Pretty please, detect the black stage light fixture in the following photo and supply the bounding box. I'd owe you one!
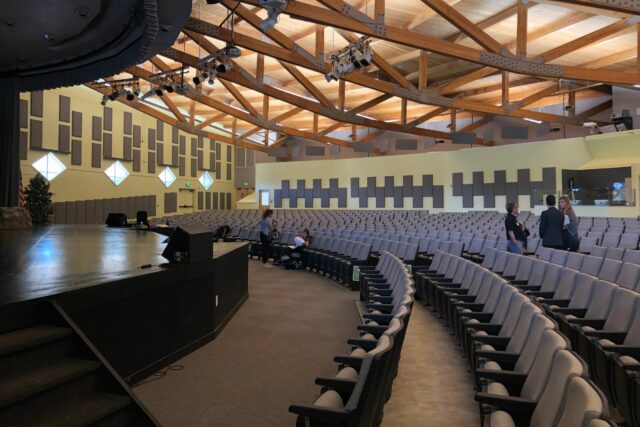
[126,90,135,101]
[216,62,232,73]
[155,87,163,96]
[163,84,174,93]
[206,0,223,3]
[108,89,119,101]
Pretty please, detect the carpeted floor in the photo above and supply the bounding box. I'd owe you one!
[134,260,479,427]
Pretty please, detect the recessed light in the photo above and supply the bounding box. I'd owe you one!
[634,84,640,88]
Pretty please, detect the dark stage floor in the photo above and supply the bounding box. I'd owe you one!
[0,225,168,306]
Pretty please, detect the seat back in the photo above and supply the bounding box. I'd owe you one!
[602,288,639,332]
[622,249,640,265]
[605,246,625,261]
[584,280,617,319]
[539,263,563,292]
[513,314,557,377]
[590,246,607,258]
[579,236,599,254]
[502,253,521,277]
[550,249,569,266]
[530,350,586,427]
[617,262,640,290]
[506,302,542,353]
[565,252,585,270]
[550,269,579,300]
[513,256,535,282]
[555,377,607,427]
[519,330,569,398]
[581,255,604,277]
[598,259,622,282]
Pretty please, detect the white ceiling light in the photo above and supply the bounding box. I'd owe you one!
[199,171,214,190]
[523,117,543,124]
[158,167,176,188]
[104,161,130,186]
[32,152,66,181]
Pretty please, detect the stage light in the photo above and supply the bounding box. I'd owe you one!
[224,43,242,58]
[258,0,287,30]
[125,90,135,101]
[155,87,163,96]
[100,95,108,106]
[216,62,232,73]
[108,89,119,101]
[163,84,174,93]
[324,37,372,82]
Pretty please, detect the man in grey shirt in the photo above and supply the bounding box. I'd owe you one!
[259,209,274,267]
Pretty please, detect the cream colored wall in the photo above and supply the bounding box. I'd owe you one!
[256,131,640,217]
[19,86,237,217]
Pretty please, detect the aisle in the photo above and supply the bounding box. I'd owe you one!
[134,260,359,427]
[381,303,480,426]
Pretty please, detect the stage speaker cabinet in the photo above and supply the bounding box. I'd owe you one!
[106,213,128,227]
[162,225,213,264]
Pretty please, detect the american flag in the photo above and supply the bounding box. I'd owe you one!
[19,170,25,207]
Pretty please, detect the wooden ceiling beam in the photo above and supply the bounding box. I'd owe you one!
[501,71,509,106]
[419,50,428,90]
[419,0,505,53]
[279,61,335,108]
[460,116,491,133]
[149,57,188,123]
[550,0,640,15]
[408,0,462,30]
[516,0,528,60]
[197,112,228,129]
[237,0,640,84]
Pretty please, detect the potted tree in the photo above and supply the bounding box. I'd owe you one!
[25,173,53,225]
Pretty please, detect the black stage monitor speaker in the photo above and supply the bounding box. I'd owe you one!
[106,213,127,227]
[162,225,213,264]
[136,210,149,226]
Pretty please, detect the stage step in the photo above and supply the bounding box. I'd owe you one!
[0,324,72,356]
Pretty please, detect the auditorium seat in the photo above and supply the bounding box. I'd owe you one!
[623,249,640,265]
[619,233,640,250]
[598,259,623,282]
[580,236,600,254]
[605,246,625,261]
[581,255,604,277]
[565,252,586,270]
[590,246,608,258]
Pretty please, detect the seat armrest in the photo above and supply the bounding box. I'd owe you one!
[368,296,394,304]
[454,302,485,311]
[347,339,378,351]
[554,308,588,317]
[527,291,556,298]
[584,331,627,341]
[475,369,527,387]
[539,299,570,307]
[515,285,541,291]
[442,288,469,295]
[471,335,511,347]
[476,350,519,365]
[314,377,357,393]
[610,346,640,360]
[357,324,388,334]
[461,312,494,322]
[474,393,537,418]
[568,318,606,329]
[288,405,349,425]
[333,355,363,370]
[365,303,394,313]
[467,323,502,335]
[451,295,478,303]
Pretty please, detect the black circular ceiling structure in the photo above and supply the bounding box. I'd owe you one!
[0,0,192,91]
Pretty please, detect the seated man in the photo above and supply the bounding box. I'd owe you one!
[285,229,311,269]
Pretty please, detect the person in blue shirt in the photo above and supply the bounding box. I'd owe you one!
[259,209,274,267]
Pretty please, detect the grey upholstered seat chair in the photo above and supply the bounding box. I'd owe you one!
[598,259,623,282]
[581,255,604,276]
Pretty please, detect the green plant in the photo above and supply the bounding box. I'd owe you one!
[25,174,53,225]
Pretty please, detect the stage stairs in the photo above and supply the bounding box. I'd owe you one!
[0,301,158,426]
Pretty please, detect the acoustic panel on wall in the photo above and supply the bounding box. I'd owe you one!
[452,172,463,196]
[494,170,506,195]
[412,186,423,208]
[433,186,444,208]
[462,184,474,208]
[338,188,347,208]
[281,180,290,198]
[472,171,484,196]
[517,169,531,195]
[71,140,82,165]
[506,182,518,204]
[205,192,211,210]
[306,146,325,156]
[123,112,132,135]
[31,91,43,117]
[530,181,543,207]
[422,174,433,197]
[483,183,496,208]
[72,111,82,137]
[59,95,70,123]
[350,178,359,198]
[30,119,43,149]
[452,132,476,145]
[20,99,28,128]
[402,175,413,197]
[274,189,282,208]
[321,189,330,208]
[542,167,556,192]
[501,126,528,140]
[20,132,28,160]
[58,124,70,152]
[226,193,232,210]
[103,107,113,131]
[375,188,385,208]
[393,187,403,208]
[395,139,417,150]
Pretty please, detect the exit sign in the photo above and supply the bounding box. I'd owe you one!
[243,181,249,187]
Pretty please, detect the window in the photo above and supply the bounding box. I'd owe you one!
[104,161,130,186]
[32,152,66,181]
[199,171,214,190]
[261,190,270,206]
[158,167,176,188]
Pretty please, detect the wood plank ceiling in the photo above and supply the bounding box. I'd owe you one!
[98,0,640,151]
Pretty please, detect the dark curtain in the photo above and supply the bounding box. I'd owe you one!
[0,77,20,207]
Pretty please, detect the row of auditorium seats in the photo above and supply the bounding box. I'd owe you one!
[477,248,640,427]
[289,252,414,426]
[415,251,620,426]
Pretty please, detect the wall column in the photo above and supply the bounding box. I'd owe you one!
[0,77,20,207]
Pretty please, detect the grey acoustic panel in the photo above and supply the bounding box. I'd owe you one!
[321,189,330,208]
[530,181,543,207]
[501,126,529,140]
[66,202,77,224]
[205,192,211,209]
[330,145,340,155]
[433,186,444,208]
[422,175,433,197]
[95,199,104,223]
[133,150,141,172]
[59,95,70,123]
[483,183,496,208]
[395,139,417,150]
[123,136,132,160]
[216,142,221,160]
[289,192,298,208]
[123,112,132,135]
[85,200,96,224]
[274,189,282,208]
[156,119,164,140]
[312,179,322,197]
[198,151,204,169]
[226,193,232,210]
[542,167,556,193]
[338,188,347,208]
[452,172,463,196]
[148,128,156,150]
[172,146,179,166]
[179,136,186,155]
[329,178,338,197]
[133,125,141,148]
[226,163,231,181]
[190,158,197,177]
[215,163,221,180]
[172,126,179,144]
[31,91,43,117]
[462,184,474,208]
[212,192,218,209]
[148,195,157,216]
[359,192,368,208]
[384,176,394,197]
[75,201,86,224]
[58,124,70,152]
[281,180,290,198]
[92,116,102,141]
[198,136,203,149]
[103,107,113,131]
[393,187,403,208]
[102,132,112,157]
[30,119,42,149]
[472,171,484,196]
[91,143,101,168]
[306,146,325,156]
[209,152,215,171]
[412,186,423,208]
[494,170,506,195]
[164,193,177,213]
[236,146,244,166]
[72,111,82,137]
[535,122,551,137]
[156,143,164,164]
[350,178,359,197]
[20,132,28,160]
[147,152,156,174]
[517,169,530,195]
[375,187,385,208]
[367,177,376,197]
[305,190,313,208]
[403,175,413,197]
[54,202,66,224]
[297,179,305,192]
[20,99,28,128]
[506,182,518,204]
[452,132,476,144]
[227,145,232,162]
[179,157,186,176]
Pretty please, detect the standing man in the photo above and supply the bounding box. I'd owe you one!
[539,194,565,249]
[505,202,526,254]
[259,209,274,268]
